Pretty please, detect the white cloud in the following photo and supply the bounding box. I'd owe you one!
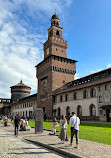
[107,63,111,68]
[90,69,102,74]
[0,0,73,98]
[75,73,80,80]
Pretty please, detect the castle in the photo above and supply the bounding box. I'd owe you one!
[0,13,111,122]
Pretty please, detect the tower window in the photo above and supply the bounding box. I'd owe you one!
[56,22,58,26]
[63,80,65,84]
[56,30,59,36]
[56,48,57,51]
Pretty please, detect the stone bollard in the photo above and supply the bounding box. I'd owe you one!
[35,108,43,134]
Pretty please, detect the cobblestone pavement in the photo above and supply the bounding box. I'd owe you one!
[0,129,65,158]
[1,124,111,158]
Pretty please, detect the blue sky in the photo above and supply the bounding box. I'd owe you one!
[0,0,111,98]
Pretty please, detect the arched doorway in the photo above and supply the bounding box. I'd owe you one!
[66,106,70,120]
[89,104,96,116]
[26,111,27,117]
[23,111,24,117]
[77,105,82,118]
[58,107,61,119]
[106,109,110,122]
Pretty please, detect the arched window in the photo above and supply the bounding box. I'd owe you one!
[56,22,58,26]
[73,92,77,100]
[56,30,59,36]
[77,105,82,117]
[65,94,68,101]
[99,96,102,103]
[90,104,96,116]
[60,95,63,102]
[66,106,70,119]
[83,90,88,99]
[90,88,96,97]
[58,107,61,118]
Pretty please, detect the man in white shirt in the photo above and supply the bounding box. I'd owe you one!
[69,112,80,148]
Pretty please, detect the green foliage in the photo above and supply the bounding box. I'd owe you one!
[28,121,111,145]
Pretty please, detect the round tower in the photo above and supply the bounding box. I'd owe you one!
[10,80,31,102]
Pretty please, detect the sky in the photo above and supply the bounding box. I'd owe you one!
[0,0,111,98]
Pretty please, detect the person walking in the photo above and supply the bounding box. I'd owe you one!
[14,115,20,136]
[58,115,68,144]
[69,112,80,148]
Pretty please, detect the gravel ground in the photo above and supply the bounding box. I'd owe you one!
[0,124,111,158]
[0,129,65,158]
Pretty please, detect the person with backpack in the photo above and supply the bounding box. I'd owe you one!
[69,112,80,148]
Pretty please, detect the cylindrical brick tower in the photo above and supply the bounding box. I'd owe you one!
[10,80,31,102]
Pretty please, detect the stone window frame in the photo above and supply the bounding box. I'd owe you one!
[60,95,63,102]
[90,88,96,98]
[99,95,103,103]
[83,89,88,99]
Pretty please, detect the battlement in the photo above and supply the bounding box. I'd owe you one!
[44,36,67,48]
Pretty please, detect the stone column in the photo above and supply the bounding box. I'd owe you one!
[35,108,43,133]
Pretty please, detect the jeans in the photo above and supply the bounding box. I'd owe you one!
[71,127,78,144]
[15,125,18,135]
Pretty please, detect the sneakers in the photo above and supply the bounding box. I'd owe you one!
[67,143,73,146]
[74,144,78,148]
[58,141,65,144]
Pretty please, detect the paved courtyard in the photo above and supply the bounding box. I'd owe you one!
[0,124,111,158]
[0,129,65,158]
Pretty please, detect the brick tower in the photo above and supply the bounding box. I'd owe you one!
[36,13,77,118]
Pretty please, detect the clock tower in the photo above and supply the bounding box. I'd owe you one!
[36,13,77,118]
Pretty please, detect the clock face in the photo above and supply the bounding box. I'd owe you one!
[46,48,49,55]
